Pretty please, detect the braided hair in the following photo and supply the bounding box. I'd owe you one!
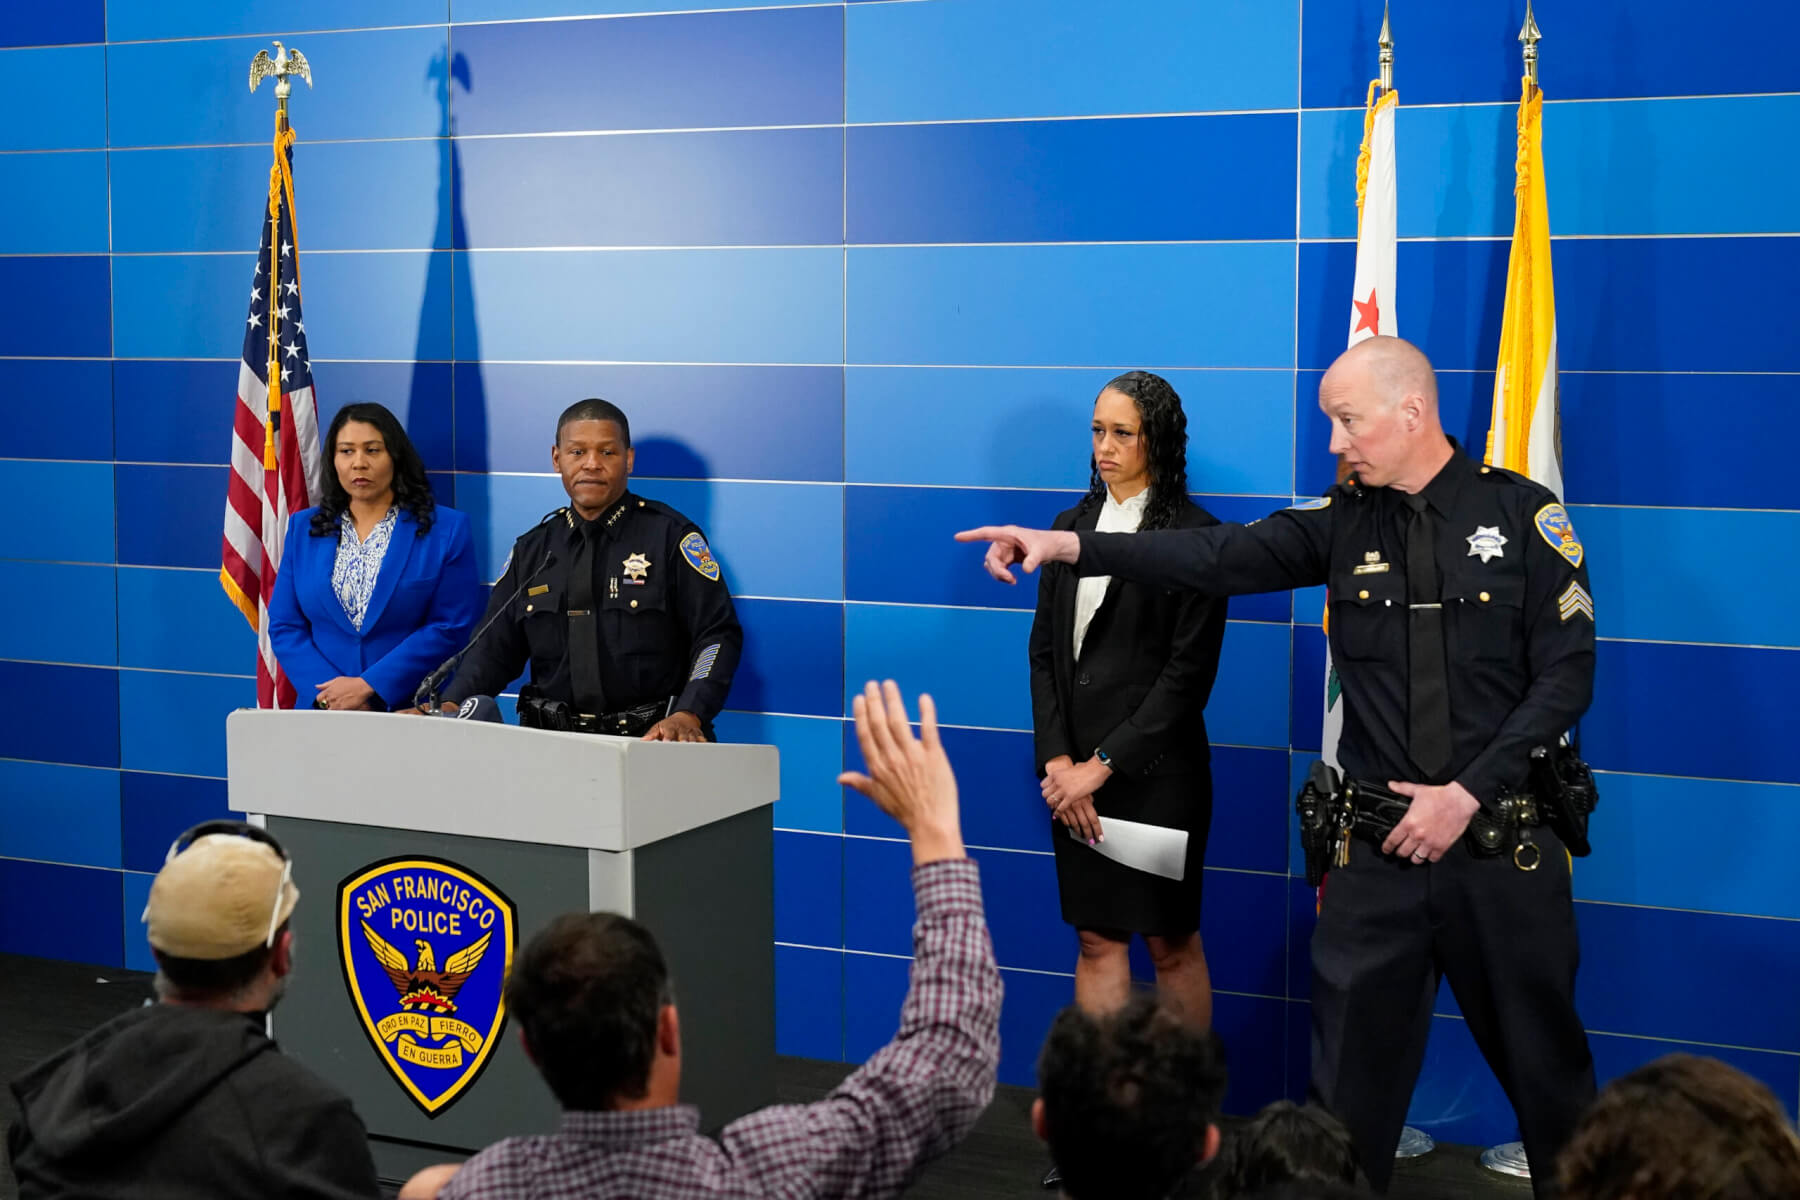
[1082,370,1191,532]
[309,402,436,537]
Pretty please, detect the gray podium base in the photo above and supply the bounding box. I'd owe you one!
[267,808,772,1183]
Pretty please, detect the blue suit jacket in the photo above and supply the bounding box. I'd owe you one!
[268,505,483,709]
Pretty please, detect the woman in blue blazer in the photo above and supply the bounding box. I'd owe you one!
[269,402,482,711]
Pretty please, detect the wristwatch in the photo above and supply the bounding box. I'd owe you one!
[1094,748,1113,769]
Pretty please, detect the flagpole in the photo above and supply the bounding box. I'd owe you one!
[249,42,311,470]
[1480,2,1544,1181]
[1520,0,1541,93]
[1369,7,1432,1162]
[1377,0,1394,97]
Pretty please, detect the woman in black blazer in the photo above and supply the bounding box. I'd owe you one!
[1028,371,1228,1027]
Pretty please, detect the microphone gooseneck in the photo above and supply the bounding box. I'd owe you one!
[414,548,557,711]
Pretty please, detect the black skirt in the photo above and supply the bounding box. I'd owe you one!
[1052,768,1213,937]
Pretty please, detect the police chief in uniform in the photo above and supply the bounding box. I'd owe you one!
[442,398,742,742]
[959,336,1597,1197]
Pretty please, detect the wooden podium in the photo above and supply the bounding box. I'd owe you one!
[226,709,778,1181]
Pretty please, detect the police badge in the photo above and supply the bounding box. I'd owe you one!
[338,858,517,1115]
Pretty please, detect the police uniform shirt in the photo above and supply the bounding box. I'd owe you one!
[443,493,742,723]
[1074,441,1595,804]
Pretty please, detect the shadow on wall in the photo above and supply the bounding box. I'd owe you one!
[417,49,485,546]
[629,437,772,710]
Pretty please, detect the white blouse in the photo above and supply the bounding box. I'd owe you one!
[1073,488,1149,660]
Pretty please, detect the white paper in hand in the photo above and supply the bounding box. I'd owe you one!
[1068,817,1188,881]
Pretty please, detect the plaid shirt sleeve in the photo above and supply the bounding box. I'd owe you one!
[721,857,1001,1198]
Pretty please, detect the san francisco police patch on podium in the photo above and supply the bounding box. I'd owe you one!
[338,858,516,1116]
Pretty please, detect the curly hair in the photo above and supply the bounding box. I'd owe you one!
[308,402,436,537]
[1038,996,1227,1200]
[1083,370,1191,531]
[1557,1054,1800,1200]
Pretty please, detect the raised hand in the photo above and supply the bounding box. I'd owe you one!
[838,680,964,865]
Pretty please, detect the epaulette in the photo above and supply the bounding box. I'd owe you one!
[543,506,571,528]
[1474,463,1561,508]
[1476,463,1529,485]
[629,495,689,526]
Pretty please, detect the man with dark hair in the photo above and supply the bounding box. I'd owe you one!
[7,823,380,1199]
[1557,1053,1800,1200]
[403,680,1001,1199]
[502,910,673,1112]
[1220,1101,1365,1194]
[1034,996,1226,1199]
[442,397,741,742]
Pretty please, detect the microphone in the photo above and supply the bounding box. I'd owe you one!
[415,549,557,711]
[452,695,504,723]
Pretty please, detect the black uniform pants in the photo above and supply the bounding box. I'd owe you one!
[1308,827,1596,1197]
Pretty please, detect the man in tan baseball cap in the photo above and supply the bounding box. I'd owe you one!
[8,821,381,1200]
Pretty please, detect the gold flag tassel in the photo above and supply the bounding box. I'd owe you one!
[264,130,283,471]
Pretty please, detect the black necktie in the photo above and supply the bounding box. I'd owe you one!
[1404,493,1452,778]
[565,523,608,716]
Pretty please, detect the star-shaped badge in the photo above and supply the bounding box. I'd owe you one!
[1465,526,1508,563]
[622,552,651,580]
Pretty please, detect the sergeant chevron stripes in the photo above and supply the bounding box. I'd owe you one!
[1558,581,1594,623]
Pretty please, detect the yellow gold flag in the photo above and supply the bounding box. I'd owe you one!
[1486,78,1562,494]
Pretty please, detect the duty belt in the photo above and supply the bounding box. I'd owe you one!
[517,695,671,738]
[1296,762,1546,885]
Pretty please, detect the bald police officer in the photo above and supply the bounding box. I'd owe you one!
[957,336,1597,1197]
[443,399,741,743]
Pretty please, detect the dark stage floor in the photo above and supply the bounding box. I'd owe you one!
[0,953,1525,1199]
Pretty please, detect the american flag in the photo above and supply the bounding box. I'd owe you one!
[220,127,321,709]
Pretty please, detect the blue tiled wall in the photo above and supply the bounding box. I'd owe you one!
[1,0,1794,1142]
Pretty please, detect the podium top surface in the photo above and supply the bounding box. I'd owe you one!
[227,710,777,852]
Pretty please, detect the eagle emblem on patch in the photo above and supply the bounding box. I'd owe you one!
[338,858,516,1116]
[1465,525,1508,563]
[1534,504,1584,568]
[680,532,721,581]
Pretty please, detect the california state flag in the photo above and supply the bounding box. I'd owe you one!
[1347,86,1399,349]
[1322,82,1399,770]
[1486,77,1561,494]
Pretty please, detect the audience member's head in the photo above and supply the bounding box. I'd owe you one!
[145,821,299,1011]
[1034,996,1227,1200]
[1219,1101,1363,1195]
[504,910,678,1111]
[1557,1053,1800,1200]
